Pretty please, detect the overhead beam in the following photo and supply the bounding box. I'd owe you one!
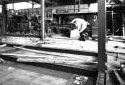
[0,0,31,4]
[0,0,56,4]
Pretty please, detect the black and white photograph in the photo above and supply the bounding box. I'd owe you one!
[0,0,125,85]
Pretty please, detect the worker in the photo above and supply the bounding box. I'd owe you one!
[71,18,91,41]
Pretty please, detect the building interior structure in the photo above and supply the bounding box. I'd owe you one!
[0,0,125,85]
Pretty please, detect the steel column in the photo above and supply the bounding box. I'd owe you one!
[78,0,80,12]
[111,9,114,36]
[96,0,107,85]
[32,2,34,14]
[74,0,76,12]
[2,1,7,35]
[12,0,14,12]
[41,0,45,40]
[122,12,125,36]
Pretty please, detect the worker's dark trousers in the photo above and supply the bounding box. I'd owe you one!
[79,29,90,41]
[79,32,85,41]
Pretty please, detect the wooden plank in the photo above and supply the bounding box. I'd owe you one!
[17,58,97,71]
[113,70,125,85]
[0,58,4,63]
[107,52,125,60]
[2,52,97,67]
[0,44,6,48]
[12,46,97,60]
[1,49,97,71]
[0,46,23,53]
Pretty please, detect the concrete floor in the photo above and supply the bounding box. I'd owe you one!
[0,61,95,85]
[0,67,67,85]
[0,63,71,85]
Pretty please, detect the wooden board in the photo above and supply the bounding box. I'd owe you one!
[1,46,97,71]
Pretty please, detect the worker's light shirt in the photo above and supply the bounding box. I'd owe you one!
[71,18,88,33]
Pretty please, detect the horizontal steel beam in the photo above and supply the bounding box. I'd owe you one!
[0,0,41,4]
[0,0,57,4]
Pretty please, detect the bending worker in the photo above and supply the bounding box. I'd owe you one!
[71,18,90,41]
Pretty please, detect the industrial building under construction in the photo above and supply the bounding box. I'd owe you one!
[0,0,125,85]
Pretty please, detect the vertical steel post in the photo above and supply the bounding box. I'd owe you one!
[111,9,114,36]
[74,0,76,12]
[2,1,7,35]
[12,0,14,12]
[59,16,61,24]
[32,2,34,14]
[41,0,45,40]
[78,0,80,12]
[96,0,107,85]
[122,12,125,36]
[98,0,106,73]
